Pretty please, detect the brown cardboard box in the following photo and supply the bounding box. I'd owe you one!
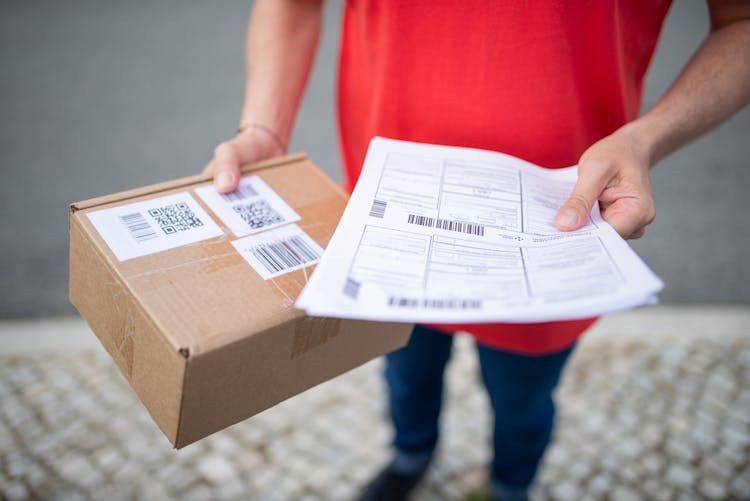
[69,153,412,448]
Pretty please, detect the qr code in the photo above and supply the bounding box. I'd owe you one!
[148,203,204,235]
[233,200,285,229]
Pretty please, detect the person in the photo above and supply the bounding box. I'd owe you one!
[203,2,750,499]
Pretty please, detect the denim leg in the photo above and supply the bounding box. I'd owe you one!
[384,324,454,474]
[476,342,575,491]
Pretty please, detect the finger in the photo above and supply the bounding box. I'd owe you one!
[202,158,216,176]
[555,162,610,231]
[600,197,653,239]
[212,141,242,193]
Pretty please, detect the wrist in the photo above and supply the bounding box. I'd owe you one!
[236,122,287,155]
[239,99,294,151]
[619,119,660,169]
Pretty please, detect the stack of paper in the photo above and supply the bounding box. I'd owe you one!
[296,138,663,323]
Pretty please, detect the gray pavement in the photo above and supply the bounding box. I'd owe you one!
[1,306,749,500]
[1,1,750,317]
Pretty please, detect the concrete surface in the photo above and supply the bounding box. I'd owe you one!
[1,306,749,500]
[1,1,750,317]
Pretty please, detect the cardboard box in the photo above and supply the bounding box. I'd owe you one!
[69,153,412,448]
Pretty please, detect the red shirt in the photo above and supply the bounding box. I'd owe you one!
[336,1,671,354]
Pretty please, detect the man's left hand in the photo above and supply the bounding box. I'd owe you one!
[554,126,655,239]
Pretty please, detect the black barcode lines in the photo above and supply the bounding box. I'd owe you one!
[252,236,320,274]
[119,213,157,242]
[343,278,361,299]
[406,214,485,236]
[407,214,435,227]
[388,297,419,308]
[387,297,483,309]
[435,219,484,236]
[221,184,259,203]
[370,199,387,218]
[423,298,482,309]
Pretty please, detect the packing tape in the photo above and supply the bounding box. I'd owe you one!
[290,317,342,360]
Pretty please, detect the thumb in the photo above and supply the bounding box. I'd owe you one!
[554,163,609,231]
[211,140,242,193]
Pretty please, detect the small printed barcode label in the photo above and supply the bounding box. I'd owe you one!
[194,175,300,237]
[221,183,258,202]
[388,297,483,309]
[119,213,157,242]
[87,192,223,261]
[370,199,387,218]
[252,236,320,274]
[232,224,325,279]
[406,214,485,236]
[343,278,361,299]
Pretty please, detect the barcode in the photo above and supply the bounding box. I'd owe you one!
[233,199,285,229]
[251,235,321,274]
[120,213,157,242]
[423,298,482,309]
[406,214,484,236]
[148,203,205,235]
[407,214,435,227]
[343,278,361,299]
[388,297,420,308]
[436,218,484,236]
[221,183,258,203]
[370,199,387,218]
[388,297,483,309]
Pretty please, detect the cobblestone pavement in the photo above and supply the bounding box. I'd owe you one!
[1,309,749,500]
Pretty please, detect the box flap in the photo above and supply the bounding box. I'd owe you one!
[70,153,308,213]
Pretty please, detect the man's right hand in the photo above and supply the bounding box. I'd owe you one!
[202,126,285,193]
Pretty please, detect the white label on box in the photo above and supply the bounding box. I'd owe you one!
[194,176,301,237]
[232,224,324,279]
[86,192,224,261]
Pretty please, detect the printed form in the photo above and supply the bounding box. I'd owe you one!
[296,138,663,323]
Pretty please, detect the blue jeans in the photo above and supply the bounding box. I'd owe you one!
[385,324,574,490]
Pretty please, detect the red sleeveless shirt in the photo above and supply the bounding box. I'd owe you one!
[336,1,671,354]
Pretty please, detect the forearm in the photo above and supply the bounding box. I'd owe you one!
[629,14,750,165]
[239,0,323,147]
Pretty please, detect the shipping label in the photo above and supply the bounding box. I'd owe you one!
[194,176,300,237]
[231,224,324,279]
[86,192,223,261]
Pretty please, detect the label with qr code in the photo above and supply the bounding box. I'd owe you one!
[194,176,300,237]
[231,224,324,279]
[86,192,223,261]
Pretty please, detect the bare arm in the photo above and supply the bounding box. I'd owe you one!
[634,1,750,164]
[555,1,750,238]
[204,0,323,193]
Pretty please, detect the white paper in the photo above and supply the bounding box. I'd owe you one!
[87,192,223,261]
[194,176,300,237]
[296,137,664,323]
[232,224,324,279]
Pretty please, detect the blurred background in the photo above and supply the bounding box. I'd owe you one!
[1,1,748,500]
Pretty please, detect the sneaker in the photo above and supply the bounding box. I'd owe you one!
[358,464,426,501]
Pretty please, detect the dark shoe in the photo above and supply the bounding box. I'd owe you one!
[462,487,528,501]
[490,482,529,501]
[358,464,426,501]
